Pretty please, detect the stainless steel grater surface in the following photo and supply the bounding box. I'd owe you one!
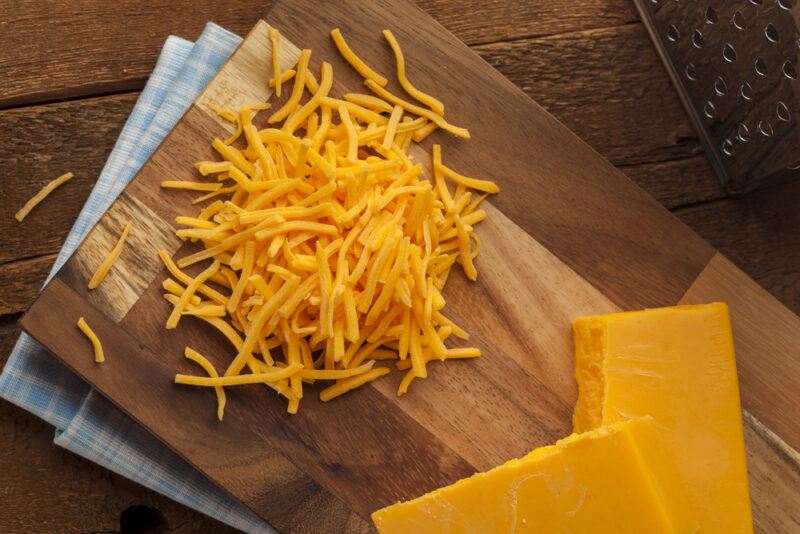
[634,0,800,193]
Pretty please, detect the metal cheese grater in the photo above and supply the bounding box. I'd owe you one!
[634,0,800,193]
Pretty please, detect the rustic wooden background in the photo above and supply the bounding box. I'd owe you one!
[1,1,798,532]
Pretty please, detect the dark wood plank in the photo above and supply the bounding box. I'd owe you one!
[416,0,637,44]
[475,23,706,167]
[0,1,276,108]
[0,0,636,108]
[0,94,137,263]
[620,155,726,210]
[676,179,800,316]
[0,314,21,367]
[0,254,54,315]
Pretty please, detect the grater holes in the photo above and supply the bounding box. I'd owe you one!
[757,120,774,137]
[714,76,727,96]
[732,11,746,30]
[685,62,698,81]
[777,101,791,121]
[736,123,751,143]
[667,24,680,42]
[740,81,754,100]
[723,43,737,62]
[692,29,705,48]
[783,60,797,79]
[755,57,768,76]
[705,6,718,24]
[722,139,735,156]
[748,0,763,5]
[765,24,779,43]
[703,100,716,119]
[778,0,793,9]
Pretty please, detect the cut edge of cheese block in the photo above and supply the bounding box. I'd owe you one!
[572,302,752,534]
[573,302,734,432]
[372,416,691,534]
[572,314,606,433]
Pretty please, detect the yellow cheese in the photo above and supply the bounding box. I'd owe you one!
[88,222,133,289]
[77,317,105,363]
[330,28,388,86]
[163,26,498,415]
[15,172,75,222]
[573,302,752,533]
[184,347,226,421]
[268,27,282,97]
[372,416,692,533]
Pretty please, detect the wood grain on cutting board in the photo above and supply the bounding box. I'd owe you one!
[20,0,800,532]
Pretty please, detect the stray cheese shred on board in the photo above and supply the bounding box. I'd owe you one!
[88,221,134,289]
[15,172,75,222]
[162,27,497,417]
[77,317,105,363]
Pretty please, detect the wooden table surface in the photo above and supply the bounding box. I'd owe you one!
[1,1,798,532]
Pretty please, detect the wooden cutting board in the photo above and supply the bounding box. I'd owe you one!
[21,0,800,531]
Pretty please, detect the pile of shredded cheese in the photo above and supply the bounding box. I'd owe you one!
[162,27,498,417]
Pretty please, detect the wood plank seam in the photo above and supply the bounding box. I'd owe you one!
[0,87,143,113]
[744,410,800,476]
[0,252,57,270]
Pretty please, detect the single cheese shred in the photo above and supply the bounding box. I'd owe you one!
[330,28,389,86]
[382,30,445,115]
[269,27,282,97]
[163,26,498,416]
[15,172,74,222]
[77,317,105,363]
[88,222,133,289]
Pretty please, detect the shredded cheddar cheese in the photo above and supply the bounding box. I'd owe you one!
[88,222,133,289]
[162,181,222,192]
[365,80,470,139]
[184,347,227,420]
[77,317,104,363]
[382,30,445,115]
[269,68,296,88]
[163,26,497,416]
[330,28,388,86]
[268,27,282,97]
[176,363,303,386]
[15,172,74,222]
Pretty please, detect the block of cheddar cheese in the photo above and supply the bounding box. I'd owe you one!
[372,416,693,533]
[573,302,752,533]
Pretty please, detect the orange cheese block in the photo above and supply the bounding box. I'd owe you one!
[573,302,752,533]
[372,416,693,533]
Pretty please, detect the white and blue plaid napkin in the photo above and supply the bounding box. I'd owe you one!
[0,23,273,534]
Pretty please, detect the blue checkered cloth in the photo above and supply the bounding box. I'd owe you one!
[0,23,273,534]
